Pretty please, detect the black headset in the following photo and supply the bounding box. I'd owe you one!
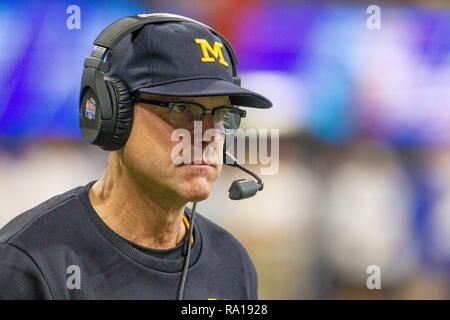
[79,13,241,151]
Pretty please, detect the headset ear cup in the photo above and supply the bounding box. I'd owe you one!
[104,76,134,150]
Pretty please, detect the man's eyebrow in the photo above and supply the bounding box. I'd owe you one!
[177,100,233,109]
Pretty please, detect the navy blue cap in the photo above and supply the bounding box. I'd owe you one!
[106,21,272,109]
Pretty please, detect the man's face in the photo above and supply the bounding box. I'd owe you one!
[118,94,230,203]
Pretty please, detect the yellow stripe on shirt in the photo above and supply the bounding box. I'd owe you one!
[183,215,195,245]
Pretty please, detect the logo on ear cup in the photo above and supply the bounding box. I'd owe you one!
[85,97,97,120]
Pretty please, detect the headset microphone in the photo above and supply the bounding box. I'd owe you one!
[224,151,264,200]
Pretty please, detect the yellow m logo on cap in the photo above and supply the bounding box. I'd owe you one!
[194,39,229,68]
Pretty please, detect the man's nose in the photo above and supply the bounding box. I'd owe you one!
[202,113,215,131]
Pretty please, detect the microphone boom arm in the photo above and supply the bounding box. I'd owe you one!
[224,151,264,200]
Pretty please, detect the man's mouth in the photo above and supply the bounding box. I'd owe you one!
[175,144,219,167]
[188,160,214,166]
[181,158,217,167]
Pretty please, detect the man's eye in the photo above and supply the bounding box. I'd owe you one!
[172,104,188,113]
[214,109,227,120]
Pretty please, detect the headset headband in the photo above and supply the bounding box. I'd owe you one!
[88,13,238,76]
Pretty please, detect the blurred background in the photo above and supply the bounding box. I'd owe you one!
[1,0,450,299]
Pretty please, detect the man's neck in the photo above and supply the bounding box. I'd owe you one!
[88,155,188,250]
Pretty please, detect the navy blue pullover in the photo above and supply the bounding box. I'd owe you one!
[0,181,257,299]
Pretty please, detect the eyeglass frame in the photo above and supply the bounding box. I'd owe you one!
[134,97,246,133]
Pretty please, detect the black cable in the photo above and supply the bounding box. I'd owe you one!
[177,201,197,300]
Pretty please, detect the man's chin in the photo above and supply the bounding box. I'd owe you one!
[179,179,213,202]
[187,193,210,203]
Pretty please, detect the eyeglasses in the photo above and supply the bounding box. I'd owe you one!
[135,98,246,135]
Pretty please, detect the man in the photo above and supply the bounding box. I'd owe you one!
[0,14,272,299]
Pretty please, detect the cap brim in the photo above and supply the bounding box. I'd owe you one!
[135,78,272,109]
